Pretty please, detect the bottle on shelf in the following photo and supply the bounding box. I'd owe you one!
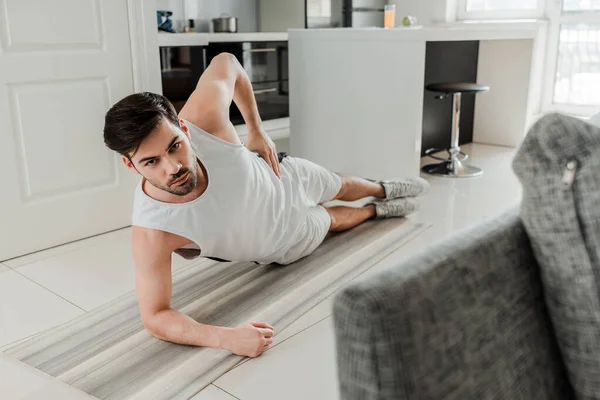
[384,4,396,28]
[184,19,195,33]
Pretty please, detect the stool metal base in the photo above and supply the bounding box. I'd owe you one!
[423,90,484,178]
[422,159,483,178]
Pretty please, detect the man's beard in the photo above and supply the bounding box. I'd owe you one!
[150,166,198,196]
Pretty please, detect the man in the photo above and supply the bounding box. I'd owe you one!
[103,53,429,358]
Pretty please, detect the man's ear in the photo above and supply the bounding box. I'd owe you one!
[179,119,191,139]
[122,156,139,174]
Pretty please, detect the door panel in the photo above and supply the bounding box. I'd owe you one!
[2,0,102,51]
[0,0,138,261]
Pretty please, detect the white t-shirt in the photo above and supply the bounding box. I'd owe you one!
[131,120,314,264]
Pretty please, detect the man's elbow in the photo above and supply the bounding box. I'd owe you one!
[211,52,242,73]
[213,52,238,66]
[142,313,167,340]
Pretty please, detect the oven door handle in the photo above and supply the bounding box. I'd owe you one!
[245,48,277,53]
[253,88,278,95]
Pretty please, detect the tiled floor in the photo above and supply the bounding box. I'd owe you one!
[0,143,521,400]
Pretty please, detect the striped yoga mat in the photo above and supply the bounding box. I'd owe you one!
[4,218,428,399]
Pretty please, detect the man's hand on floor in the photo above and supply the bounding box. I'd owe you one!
[223,321,275,358]
[245,128,281,178]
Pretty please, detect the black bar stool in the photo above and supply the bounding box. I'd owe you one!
[422,82,490,178]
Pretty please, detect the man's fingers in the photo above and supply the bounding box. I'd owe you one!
[258,328,274,338]
[262,338,273,351]
[270,152,280,178]
[267,157,276,176]
[274,152,281,178]
[252,321,274,330]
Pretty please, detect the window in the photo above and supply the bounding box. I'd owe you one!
[306,0,333,28]
[466,0,540,12]
[457,0,544,19]
[563,0,600,11]
[553,24,600,106]
[543,0,600,115]
[306,0,331,17]
[459,0,600,115]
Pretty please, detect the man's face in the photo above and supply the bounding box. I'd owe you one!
[123,118,198,196]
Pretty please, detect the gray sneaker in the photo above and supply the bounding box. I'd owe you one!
[374,198,419,219]
[380,177,430,199]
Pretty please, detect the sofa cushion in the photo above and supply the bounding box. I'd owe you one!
[512,113,600,399]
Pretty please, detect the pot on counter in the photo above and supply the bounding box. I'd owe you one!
[212,14,237,33]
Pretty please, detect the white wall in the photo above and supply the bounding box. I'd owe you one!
[257,0,305,32]
[391,0,457,26]
[156,0,258,33]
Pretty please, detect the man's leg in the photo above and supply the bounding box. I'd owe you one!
[326,204,376,233]
[332,174,430,202]
[333,174,385,202]
[325,197,418,233]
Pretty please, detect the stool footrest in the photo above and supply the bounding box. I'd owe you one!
[422,160,483,178]
[424,148,469,162]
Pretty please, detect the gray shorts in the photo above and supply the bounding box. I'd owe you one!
[272,157,342,265]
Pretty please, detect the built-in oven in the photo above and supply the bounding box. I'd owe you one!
[159,46,206,113]
[206,41,289,125]
[159,41,289,126]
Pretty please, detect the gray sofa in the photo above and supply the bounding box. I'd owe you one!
[333,113,600,400]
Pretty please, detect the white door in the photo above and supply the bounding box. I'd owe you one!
[0,0,140,261]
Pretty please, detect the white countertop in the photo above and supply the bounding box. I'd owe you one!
[289,21,545,42]
[158,32,288,47]
[234,117,290,142]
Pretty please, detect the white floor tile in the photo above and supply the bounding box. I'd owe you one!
[2,228,131,268]
[14,234,136,312]
[4,227,193,271]
[191,384,239,400]
[0,354,94,400]
[215,317,339,400]
[272,297,334,346]
[0,267,83,349]
[357,144,519,282]
[415,143,521,230]
[13,229,195,312]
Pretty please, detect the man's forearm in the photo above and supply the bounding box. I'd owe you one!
[231,57,263,132]
[146,308,232,349]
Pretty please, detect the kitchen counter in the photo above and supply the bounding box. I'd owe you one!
[289,21,547,179]
[234,117,290,142]
[289,21,541,42]
[158,32,288,47]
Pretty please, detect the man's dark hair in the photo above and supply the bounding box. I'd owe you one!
[103,92,179,158]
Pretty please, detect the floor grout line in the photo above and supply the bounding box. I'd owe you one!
[271,315,332,350]
[6,268,87,313]
[227,313,333,373]
[211,384,242,400]
[0,226,132,267]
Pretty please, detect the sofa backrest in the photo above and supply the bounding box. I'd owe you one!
[513,113,600,399]
[333,210,574,400]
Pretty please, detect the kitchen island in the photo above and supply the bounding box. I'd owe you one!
[289,22,547,179]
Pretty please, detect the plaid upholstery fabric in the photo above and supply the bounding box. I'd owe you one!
[513,113,600,399]
[333,210,573,400]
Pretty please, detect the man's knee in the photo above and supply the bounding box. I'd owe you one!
[333,174,349,200]
[326,209,338,231]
